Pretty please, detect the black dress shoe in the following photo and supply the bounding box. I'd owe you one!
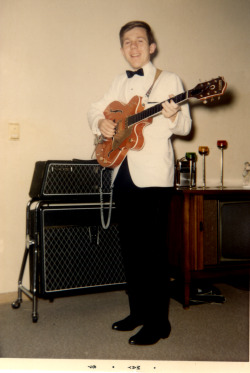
[129,322,171,345]
[112,315,143,331]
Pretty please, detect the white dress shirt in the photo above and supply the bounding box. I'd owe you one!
[88,62,192,187]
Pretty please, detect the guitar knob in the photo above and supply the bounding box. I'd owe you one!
[203,100,207,104]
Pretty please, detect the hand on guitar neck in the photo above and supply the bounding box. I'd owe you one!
[162,95,181,122]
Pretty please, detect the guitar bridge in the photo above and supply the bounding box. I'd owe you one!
[111,127,133,151]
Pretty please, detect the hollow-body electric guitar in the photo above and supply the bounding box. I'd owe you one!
[95,77,227,168]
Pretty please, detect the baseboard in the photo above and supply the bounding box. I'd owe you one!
[0,292,18,305]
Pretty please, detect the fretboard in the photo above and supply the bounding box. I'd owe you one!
[127,91,188,127]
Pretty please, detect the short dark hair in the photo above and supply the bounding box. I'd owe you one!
[119,21,156,46]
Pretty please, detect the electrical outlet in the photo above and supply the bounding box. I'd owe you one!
[9,123,20,140]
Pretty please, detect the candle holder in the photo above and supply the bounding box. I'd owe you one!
[243,162,250,188]
[185,152,196,189]
[217,140,228,189]
[198,146,209,188]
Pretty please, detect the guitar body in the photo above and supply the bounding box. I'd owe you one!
[95,96,152,168]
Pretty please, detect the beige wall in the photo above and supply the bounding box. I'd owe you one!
[0,0,250,293]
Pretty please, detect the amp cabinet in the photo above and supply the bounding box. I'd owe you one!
[12,160,125,322]
[30,203,126,297]
[13,201,126,322]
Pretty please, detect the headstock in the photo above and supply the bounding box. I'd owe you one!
[189,77,227,104]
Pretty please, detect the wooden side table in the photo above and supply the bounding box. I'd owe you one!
[167,188,250,308]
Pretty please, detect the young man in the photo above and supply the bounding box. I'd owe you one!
[88,21,192,345]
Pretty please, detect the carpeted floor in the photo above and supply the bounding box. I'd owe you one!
[0,278,249,362]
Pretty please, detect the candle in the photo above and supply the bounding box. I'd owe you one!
[217,140,227,149]
[198,146,209,155]
[185,152,196,161]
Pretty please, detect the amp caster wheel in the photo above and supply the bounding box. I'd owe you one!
[11,300,21,309]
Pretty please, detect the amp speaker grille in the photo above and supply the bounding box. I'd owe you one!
[43,224,125,292]
[31,204,126,296]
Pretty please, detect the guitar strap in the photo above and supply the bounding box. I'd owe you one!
[144,68,162,99]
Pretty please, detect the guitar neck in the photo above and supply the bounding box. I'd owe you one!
[127,91,188,127]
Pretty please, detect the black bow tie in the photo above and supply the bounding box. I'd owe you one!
[126,68,144,78]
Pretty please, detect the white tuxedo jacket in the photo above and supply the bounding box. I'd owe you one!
[87,62,192,187]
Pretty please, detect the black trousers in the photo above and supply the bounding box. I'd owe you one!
[113,158,173,327]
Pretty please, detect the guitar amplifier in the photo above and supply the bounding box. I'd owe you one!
[29,159,113,200]
[29,203,126,297]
